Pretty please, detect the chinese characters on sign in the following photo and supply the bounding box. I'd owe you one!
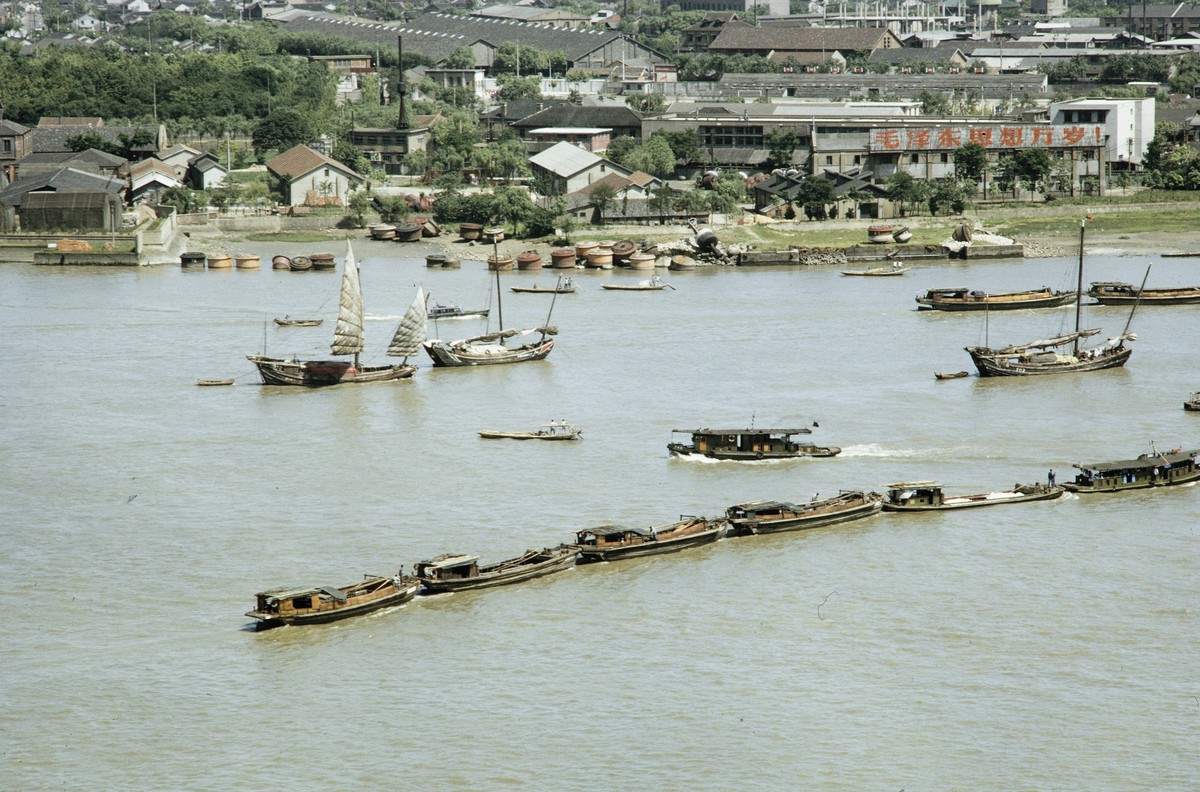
[869,126,1103,151]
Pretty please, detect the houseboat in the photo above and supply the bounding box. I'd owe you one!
[245,572,420,629]
[414,546,577,594]
[881,481,1064,512]
[725,491,882,536]
[668,427,840,460]
[1062,447,1200,493]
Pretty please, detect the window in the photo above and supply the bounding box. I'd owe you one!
[910,153,919,164]
[853,155,861,165]
[940,153,948,163]
[825,156,833,165]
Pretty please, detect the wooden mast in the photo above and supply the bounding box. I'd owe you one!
[1074,217,1085,356]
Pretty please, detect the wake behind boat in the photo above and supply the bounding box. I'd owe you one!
[964,218,1139,377]
[248,243,424,386]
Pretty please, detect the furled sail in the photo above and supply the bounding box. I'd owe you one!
[996,329,1100,354]
[331,243,365,356]
[388,286,427,358]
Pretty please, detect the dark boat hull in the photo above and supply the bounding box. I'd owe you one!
[1090,293,1200,305]
[247,355,416,386]
[917,293,1076,311]
[1062,467,1200,493]
[667,444,840,460]
[965,346,1131,377]
[418,549,576,593]
[246,582,419,629]
[574,526,724,563]
[881,487,1065,512]
[423,338,554,367]
[728,498,881,536]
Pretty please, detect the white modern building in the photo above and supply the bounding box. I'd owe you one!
[1049,97,1155,169]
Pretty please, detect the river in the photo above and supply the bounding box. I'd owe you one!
[2,239,1196,789]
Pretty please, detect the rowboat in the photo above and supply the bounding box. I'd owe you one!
[842,263,909,276]
[274,316,322,327]
[479,420,582,440]
[196,378,234,386]
[934,371,970,380]
[600,275,673,291]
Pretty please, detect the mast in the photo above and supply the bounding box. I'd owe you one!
[1121,264,1151,337]
[1074,217,1086,356]
[493,236,504,341]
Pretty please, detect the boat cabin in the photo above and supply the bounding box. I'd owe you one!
[573,524,655,548]
[415,554,481,581]
[1068,448,1199,491]
[252,584,348,618]
[1087,281,1136,298]
[725,500,795,521]
[670,427,813,456]
[883,482,944,508]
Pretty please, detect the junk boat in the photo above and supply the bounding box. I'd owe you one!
[245,572,420,629]
[916,286,1076,311]
[1061,446,1200,493]
[725,491,882,536]
[668,426,840,460]
[881,482,1065,512]
[571,516,726,563]
[1087,281,1200,306]
[414,546,577,594]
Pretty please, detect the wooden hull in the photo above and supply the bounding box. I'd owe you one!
[274,318,322,327]
[965,345,1131,377]
[511,287,575,294]
[600,284,670,291]
[935,371,970,380]
[917,292,1076,311]
[574,524,724,563]
[196,379,234,386]
[418,548,576,593]
[668,443,841,460]
[1090,291,1200,305]
[1185,398,1200,412]
[429,309,489,320]
[882,486,1065,512]
[727,494,881,536]
[246,580,419,628]
[247,355,416,386]
[423,338,554,367]
[1062,467,1200,493]
[842,267,908,276]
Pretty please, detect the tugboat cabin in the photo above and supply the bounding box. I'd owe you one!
[252,584,349,619]
[1065,448,1200,492]
[883,482,943,508]
[668,427,817,459]
[415,554,480,582]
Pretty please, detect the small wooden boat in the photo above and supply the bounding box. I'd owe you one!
[867,224,894,243]
[600,275,674,291]
[415,546,577,594]
[842,263,909,276]
[274,316,322,327]
[881,481,1065,512]
[479,420,581,441]
[245,572,420,629]
[429,303,489,320]
[511,277,575,294]
[196,378,234,386]
[1088,281,1200,305]
[917,286,1076,311]
[1062,446,1200,493]
[1186,392,1200,411]
[934,370,970,380]
[271,255,292,270]
[571,516,726,563]
[669,426,840,460]
[1161,251,1200,258]
[725,491,882,537]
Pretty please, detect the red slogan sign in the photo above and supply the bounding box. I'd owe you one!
[869,126,1103,152]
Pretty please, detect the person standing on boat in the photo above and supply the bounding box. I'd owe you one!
[1048,469,1056,487]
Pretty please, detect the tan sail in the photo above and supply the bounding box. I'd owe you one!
[331,243,365,356]
[388,286,427,358]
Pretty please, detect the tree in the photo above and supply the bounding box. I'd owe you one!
[795,176,834,220]
[927,179,965,216]
[605,136,638,166]
[648,183,676,224]
[403,150,429,180]
[347,190,372,227]
[589,182,617,225]
[886,171,923,217]
[653,129,701,166]
[624,135,676,178]
[953,142,989,198]
[626,93,666,113]
[161,186,201,214]
[1012,148,1053,199]
[496,74,542,101]
[766,130,800,169]
[252,109,311,154]
[917,90,951,115]
[442,46,475,70]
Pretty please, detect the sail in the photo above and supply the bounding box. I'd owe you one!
[331,243,365,356]
[388,286,427,357]
[997,329,1100,354]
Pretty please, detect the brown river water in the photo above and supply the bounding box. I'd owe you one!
[2,239,1196,788]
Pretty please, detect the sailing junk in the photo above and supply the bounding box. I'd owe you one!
[964,218,1137,377]
[247,242,424,386]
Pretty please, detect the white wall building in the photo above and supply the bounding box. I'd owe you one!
[1049,97,1155,169]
